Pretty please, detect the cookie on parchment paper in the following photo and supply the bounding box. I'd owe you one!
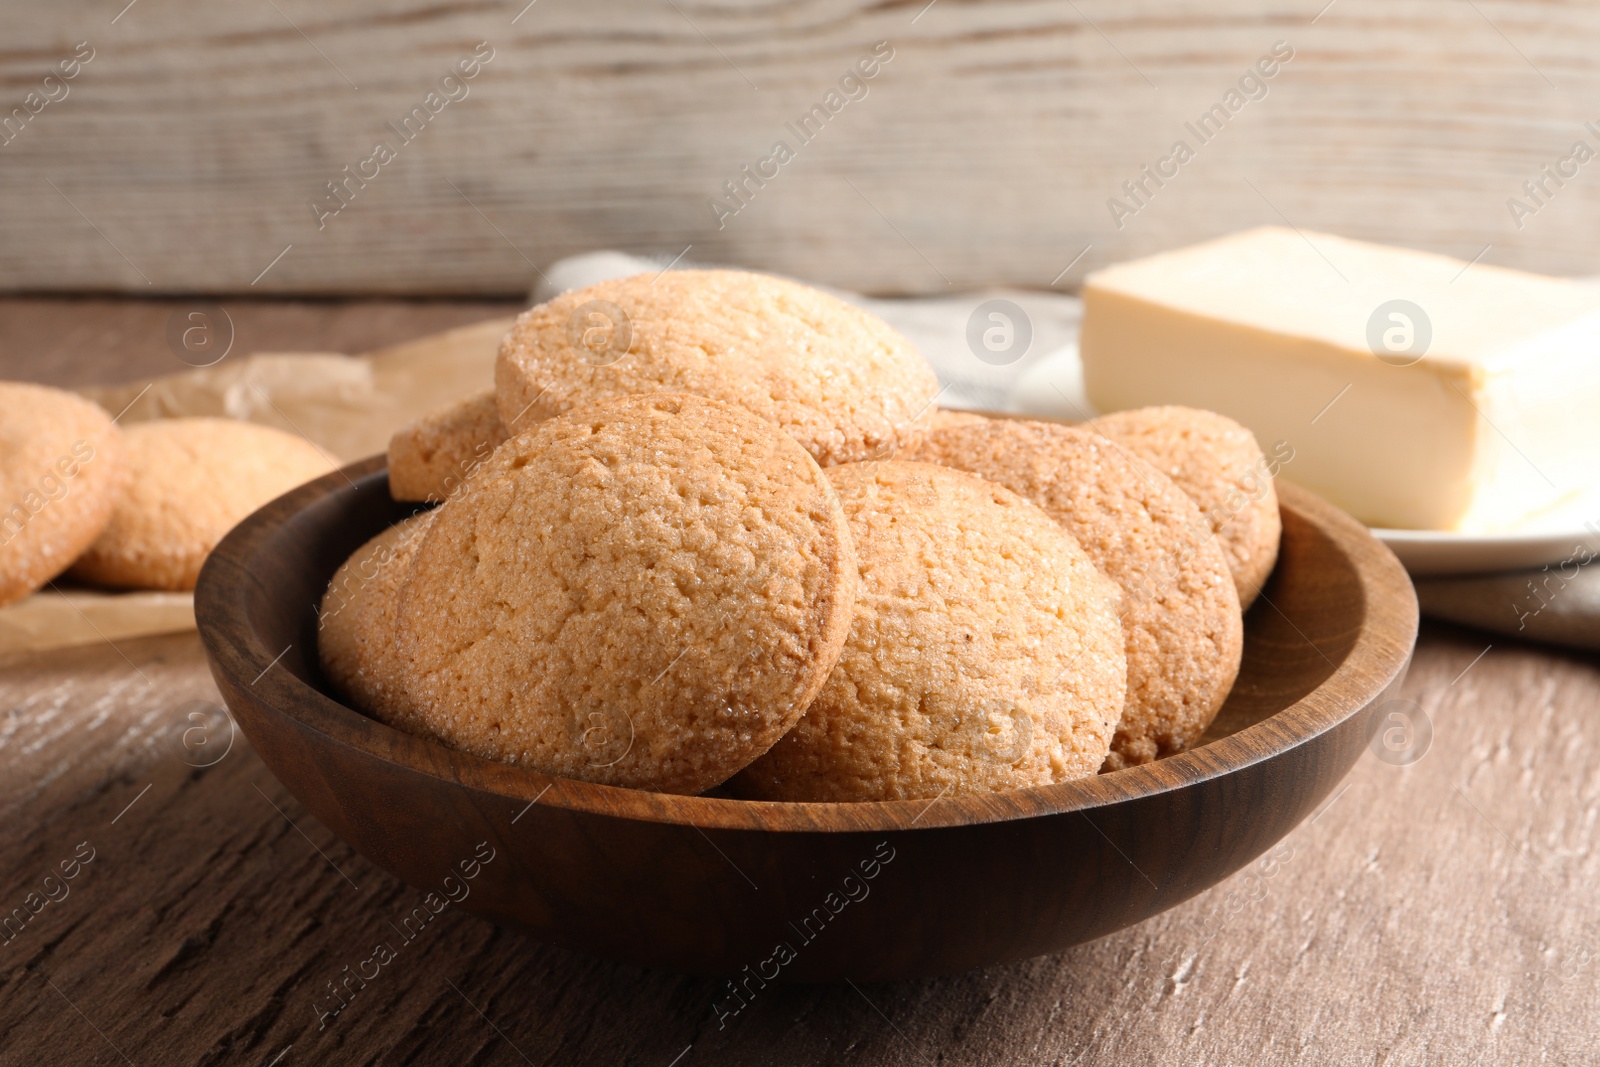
[0,382,124,606]
[494,270,940,468]
[735,460,1126,802]
[392,392,858,796]
[909,419,1243,770]
[69,417,335,591]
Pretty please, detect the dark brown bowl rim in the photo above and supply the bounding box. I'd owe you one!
[197,454,1417,835]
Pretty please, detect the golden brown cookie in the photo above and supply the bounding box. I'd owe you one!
[318,510,436,721]
[924,407,990,431]
[69,418,336,591]
[0,383,124,606]
[387,390,510,503]
[494,270,940,467]
[1090,406,1281,609]
[735,460,1126,802]
[392,392,858,795]
[909,420,1243,769]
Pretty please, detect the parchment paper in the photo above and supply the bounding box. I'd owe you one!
[0,588,196,658]
[1,317,514,657]
[81,316,515,462]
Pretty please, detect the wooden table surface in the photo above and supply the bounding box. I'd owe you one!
[3,299,1596,1066]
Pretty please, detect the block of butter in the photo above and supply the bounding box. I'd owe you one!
[1080,227,1600,532]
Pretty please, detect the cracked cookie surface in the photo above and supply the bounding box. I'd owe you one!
[495,270,940,468]
[1090,405,1281,610]
[735,460,1126,802]
[393,392,858,795]
[910,419,1243,769]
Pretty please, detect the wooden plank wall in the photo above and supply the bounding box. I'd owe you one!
[1,0,1598,296]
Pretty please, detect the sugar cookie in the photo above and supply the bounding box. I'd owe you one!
[924,407,990,431]
[0,383,123,606]
[69,418,335,591]
[910,419,1243,769]
[735,460,1126,802]
[1091,406,1281,609]
[393,393,858,795]
[387,390,509,503]
[318,510,436,722]
[495,270,940,467]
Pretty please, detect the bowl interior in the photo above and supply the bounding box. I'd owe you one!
[202,450,1395,834]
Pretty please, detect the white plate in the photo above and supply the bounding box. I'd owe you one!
[1372,525,1600,577]
[1370,474,1600,575]
[1369,478,1600,575]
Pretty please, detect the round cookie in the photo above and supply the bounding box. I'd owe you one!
[494,270,940,468]
[909,420,1243,770]
[69,418,336,591]
[392,392,858,796]
[1090,406,1281,609]
[387,389,509,504]
[318,510,436,722]
[735,461,1126,802]
[0,383,124,606]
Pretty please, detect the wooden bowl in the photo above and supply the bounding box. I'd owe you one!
[195,455,1417,982]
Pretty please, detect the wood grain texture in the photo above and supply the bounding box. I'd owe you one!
[2,611,1593,1062]
[4,2,1600,296]
[0,302,1593,1063]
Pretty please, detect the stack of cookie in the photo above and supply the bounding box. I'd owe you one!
[0,383,334,602]
[321,270,1282,801]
